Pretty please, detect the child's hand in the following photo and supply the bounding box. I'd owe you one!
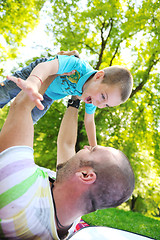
[59,70,76,76]
[7,76,44,110]
[57,50,79,76]
[57,50,80,58]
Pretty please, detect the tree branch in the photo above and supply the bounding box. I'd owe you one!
[109,40,123,66]
[67,21,76,38]
[96,18,114,69]
[84,43,99,55]
[130,55,160,98]
[109,31,140,66]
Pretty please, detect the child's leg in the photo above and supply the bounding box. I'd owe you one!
[0,80,54,124]
[0,79,21,108]
[31,93,54,123]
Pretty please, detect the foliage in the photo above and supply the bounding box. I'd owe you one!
[0,0,46,69]
[82,208,160,240]
[0,106,9,131]
[33,100,66,170]
[45,0,160,216]
[49,0,160,68]
[0,0,159,218]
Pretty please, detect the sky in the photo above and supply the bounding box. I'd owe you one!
[18,1,55,61]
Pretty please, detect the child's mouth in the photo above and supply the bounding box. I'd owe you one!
[84,96,92,104]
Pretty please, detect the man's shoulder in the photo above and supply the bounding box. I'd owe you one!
[38,166,56,180]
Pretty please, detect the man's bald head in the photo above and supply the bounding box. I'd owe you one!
[56,146,135,213]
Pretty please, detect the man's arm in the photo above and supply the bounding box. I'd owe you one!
[84,112,97,147]
[57,106,78,165]
[0,75,56,153]
[0,50,80,152]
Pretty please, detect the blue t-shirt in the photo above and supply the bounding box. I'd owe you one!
[45,55,97,114]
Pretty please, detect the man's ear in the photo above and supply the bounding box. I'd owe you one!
[94,70,104,82]
[76,168,96,184]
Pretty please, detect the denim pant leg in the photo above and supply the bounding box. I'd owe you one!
[0,57,48,108]
[31,93,54,124]
[0,79,21,108]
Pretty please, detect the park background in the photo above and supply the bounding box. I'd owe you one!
[0,0,160,239]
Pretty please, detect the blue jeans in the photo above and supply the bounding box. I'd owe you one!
[0,57,54,124]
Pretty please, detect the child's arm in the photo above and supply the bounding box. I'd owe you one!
[28,50,79,82]
[84,112,97,147]
[25,50,79,83]
[7,51,78,110]
[6,59,59,111]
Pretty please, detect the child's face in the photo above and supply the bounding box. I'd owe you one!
[81,71,122,108]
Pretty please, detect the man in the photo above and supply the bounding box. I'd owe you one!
[0,63,135,239]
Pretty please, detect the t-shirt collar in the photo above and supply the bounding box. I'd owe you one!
[75,70,97,96]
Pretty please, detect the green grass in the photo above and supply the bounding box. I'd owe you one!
[82,208,160,240]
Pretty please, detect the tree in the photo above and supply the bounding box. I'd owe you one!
[34,100,66,170]
[0,0,159,217]
[0,0,46,75]
[43,0,160,216]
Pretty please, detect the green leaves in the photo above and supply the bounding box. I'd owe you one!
[46,0,160,214]
[34,100,66,170]
[1,0,159,217]
[0,0,45,62]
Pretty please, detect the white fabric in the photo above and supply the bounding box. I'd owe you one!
[69,226,153,240]
[0,146,78,240]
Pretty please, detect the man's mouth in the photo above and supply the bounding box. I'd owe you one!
[84,96,92,104]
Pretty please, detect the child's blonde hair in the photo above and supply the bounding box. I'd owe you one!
[102,66,133,102]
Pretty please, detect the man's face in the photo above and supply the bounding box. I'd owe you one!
[81,72,122,108]
[56,146,120,184]
[76,145,118,164]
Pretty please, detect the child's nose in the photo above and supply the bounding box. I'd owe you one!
[94,99,106,108]
[97,102,106,109]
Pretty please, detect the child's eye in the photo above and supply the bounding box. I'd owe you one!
[101,93,105,100]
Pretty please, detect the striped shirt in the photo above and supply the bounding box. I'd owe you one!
[0,146,78,239]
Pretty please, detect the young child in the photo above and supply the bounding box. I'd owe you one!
[0,50,133,146]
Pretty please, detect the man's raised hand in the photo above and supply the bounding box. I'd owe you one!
[7,75,44,110]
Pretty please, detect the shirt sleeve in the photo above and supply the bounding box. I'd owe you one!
[56,55,79,74]
[85,103,97,114]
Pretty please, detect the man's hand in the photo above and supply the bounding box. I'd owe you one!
[7,75,44,110]
[6,51,79,110]
[7,72,77,110]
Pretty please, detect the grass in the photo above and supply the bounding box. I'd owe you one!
[82,208,160,240]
